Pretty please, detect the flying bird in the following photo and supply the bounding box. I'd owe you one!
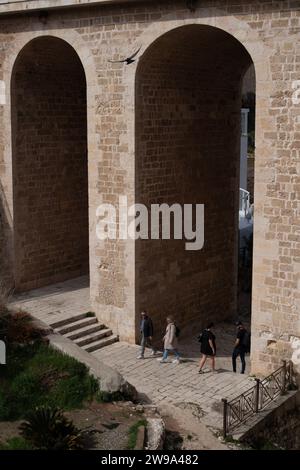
[108,47,141,65]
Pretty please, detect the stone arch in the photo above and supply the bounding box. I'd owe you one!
[1,30,98,292]
[11,36,89,290]
[134,22,256,338]
[2,28,97,210]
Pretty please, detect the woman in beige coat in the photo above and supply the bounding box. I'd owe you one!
[159,316,181,364]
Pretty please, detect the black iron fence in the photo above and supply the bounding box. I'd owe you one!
[222,360,295,438]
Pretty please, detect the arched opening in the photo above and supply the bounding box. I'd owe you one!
[135,25,255,347]
[11,37,89,291]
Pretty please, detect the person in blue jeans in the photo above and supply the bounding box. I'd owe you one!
[159,316,180,364]
[232,321,247,374]
[137,311,156,359]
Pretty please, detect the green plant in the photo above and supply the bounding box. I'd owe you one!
[85,312,96,318]
[0,310,43,345]
[96,390,124,403]
[224,434,237,444]
[0,343,99,420]
[20,407,83,450]
[127,419,147,450]
[0,437,33,450]
[47,374,99,410]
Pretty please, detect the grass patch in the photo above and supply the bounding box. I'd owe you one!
[127,419,147,450]
[224,434,237,444]
[0,437,33,450]
[0,342,99,421]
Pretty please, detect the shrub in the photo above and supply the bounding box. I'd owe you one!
[7,371,43,420]
[85,312,96,318]
[46,374,99,410]
[0,310,43,345]
[20,407,83,450]
[96,390,124,403]
[0,343,99,420]
[0,437,33,450]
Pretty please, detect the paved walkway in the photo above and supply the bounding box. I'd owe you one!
[9,276,254,431]
[93,342,253,430]
[9,276,90,325]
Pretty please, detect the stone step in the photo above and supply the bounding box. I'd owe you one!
[50,312,89,330]
[84,335,119,353]
[54,316,97,335]
[75,328,113,347]
[65,323,105,340]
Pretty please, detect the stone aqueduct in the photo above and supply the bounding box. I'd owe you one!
[0,0,299,376]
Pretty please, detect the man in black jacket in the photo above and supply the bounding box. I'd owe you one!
[137,311,156,359]
[232,321,247,374]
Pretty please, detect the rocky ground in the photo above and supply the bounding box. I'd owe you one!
[0,401,156,450]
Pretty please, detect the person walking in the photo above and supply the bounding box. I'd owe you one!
[159,316,181,364]
[137,311,156,359]
[198,322,216,373]
[232,321,249,374]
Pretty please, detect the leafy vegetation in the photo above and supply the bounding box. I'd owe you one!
[127,419,147,450]
[0,342,99,420]
[0,437,33,450]
[242,91,256,155]
[0,308,43,345]
[85,312,96,318]
[20,407,83,450]
[96,390,125,403]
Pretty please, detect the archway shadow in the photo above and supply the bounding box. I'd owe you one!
[0,179,14,293]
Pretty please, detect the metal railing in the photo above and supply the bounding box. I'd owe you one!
[222,360,294,438]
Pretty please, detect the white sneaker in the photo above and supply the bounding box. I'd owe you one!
[159,358,167,363]
[150,350,157,356]
[172,359,180,364]
[137,355,144,359]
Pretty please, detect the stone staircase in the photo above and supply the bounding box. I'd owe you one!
[50,313,119,353]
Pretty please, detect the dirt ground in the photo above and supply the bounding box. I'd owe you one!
[161,403,232,450]
[0,401,149,450]
[0,400,245,450]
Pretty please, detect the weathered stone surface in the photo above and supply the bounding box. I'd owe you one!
[134,425,146,450]
[145,418,165,451]
[236,391,300,449]
[48,333,137,400]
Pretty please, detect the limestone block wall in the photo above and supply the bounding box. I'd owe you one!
[0,0,298,375]
[11,37,89,291]
[135,24,251,337]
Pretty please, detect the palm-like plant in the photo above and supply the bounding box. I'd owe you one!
[20,407,83,450]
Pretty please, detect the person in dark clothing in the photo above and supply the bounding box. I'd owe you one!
[198,322,216,373]
[137,311,156,359]
[232,321,247,374]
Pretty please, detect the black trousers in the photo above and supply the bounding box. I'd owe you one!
[232,347,246,374]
